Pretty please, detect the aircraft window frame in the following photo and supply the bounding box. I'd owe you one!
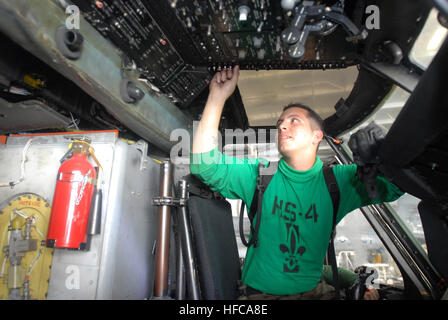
[408,8,448,71]
[335,7,448,260]
[330,6,448,285]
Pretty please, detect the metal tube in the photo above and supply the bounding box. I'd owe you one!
[178,180,201,300]
[175,233,185,300]
[87,188,102,235]
[174,181,186,300]
[154,161,174,297]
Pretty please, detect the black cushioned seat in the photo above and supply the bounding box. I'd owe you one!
[187,196,241,300]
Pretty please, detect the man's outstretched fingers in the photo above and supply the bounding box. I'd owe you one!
[220,69,228,83]
[226,67,233,80]
[213,71,222,84]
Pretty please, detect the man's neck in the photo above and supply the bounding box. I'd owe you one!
[282,150,317,171]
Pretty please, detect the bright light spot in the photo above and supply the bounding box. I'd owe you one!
[427,27,448,51]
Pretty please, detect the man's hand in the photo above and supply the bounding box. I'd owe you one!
[192,65,240,154]
[208,65,240,104]
[363,287,380,300]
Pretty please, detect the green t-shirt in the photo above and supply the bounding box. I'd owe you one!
[190,148,403,295]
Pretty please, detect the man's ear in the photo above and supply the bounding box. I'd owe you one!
[313,129,324,145]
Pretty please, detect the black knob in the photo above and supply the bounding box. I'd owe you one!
[64,30,84,52]
[127,82,145,101]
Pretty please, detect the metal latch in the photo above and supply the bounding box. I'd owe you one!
[152,196,186,207]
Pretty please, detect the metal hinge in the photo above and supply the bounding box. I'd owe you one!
[152,196,186,207]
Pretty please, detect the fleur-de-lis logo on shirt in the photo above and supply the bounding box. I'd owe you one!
[279,223,306,273]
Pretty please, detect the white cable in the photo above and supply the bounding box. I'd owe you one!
[68,112,79,130]
[32,225,44,240]
[0,211,14,279]
[0,137,33,188]
[6,208,13,247]
[27,241,43,277]
[12,209,29,220]
[0,255,7,278]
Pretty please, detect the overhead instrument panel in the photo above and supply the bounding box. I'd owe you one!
[72,0,210,108]
[75,0,185,84]
[168,0,361,68]
[70,0,366,107]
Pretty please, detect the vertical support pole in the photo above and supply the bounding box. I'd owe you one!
[154,161,173,297]
[175,236,185,300]
[178,180,201,300]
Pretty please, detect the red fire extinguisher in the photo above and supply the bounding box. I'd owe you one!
[46,138,102,250]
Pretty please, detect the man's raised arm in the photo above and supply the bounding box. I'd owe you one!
[192,66,240,154]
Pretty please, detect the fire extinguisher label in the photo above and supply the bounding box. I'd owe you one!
[75,169,92,206]
[57,170,84,182]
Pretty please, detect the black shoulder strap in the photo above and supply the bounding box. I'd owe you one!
[322,166,341,299]
[239,161,278,248]
[322,166,340,230]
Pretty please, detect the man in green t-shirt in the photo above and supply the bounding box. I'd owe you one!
[190,66,403,299]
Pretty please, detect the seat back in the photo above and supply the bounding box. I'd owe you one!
[187,196,241,300]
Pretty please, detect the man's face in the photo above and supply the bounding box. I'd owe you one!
[276,107,322,156]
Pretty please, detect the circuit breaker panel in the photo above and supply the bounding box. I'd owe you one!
[71,0,362,108]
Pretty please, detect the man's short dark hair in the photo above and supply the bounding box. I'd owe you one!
[282,103,324,132]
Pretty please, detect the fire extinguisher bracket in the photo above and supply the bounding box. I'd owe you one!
[152,196,186,207]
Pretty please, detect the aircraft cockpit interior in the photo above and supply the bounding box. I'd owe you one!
[0,0,447,304]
